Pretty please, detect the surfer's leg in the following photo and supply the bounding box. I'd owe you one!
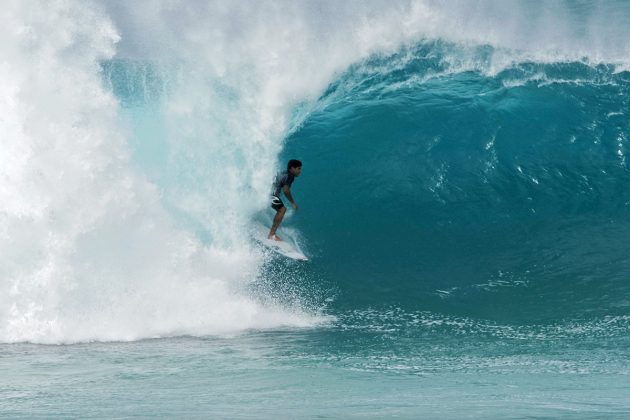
[269,206,286,240]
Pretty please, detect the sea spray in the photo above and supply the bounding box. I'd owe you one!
[0,1,315,344]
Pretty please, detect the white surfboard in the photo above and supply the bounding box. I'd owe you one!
[252,223,308,261]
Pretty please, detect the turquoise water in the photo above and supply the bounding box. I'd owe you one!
[3,1,630,418]
[3,322,630,417]
[3,321,630,417]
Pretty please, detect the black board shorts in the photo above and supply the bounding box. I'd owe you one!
[271,195,284,211]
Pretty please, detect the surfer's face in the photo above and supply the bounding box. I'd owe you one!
[290,166,302,177]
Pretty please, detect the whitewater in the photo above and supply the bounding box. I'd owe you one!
[2,0,630,417]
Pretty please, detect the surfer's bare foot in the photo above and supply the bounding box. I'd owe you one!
[268,234,282,241]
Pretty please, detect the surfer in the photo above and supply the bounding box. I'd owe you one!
[268,159,302,241]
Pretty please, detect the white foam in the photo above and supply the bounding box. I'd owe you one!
[0,1,321,344]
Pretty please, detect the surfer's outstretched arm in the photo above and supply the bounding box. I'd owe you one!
[283,185,298,211]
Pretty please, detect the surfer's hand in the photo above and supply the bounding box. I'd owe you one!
[292,203,298,211]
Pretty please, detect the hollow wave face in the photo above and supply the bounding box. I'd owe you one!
[2,0,630,343]
[286,41,630,322]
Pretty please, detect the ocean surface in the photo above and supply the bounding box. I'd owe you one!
[2,1,630,418]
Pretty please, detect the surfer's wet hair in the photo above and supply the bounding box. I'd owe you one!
[288,159,302,170]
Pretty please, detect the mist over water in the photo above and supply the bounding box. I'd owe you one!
[2,0,630,346]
